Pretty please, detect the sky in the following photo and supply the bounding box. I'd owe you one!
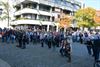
[77,0,100,10]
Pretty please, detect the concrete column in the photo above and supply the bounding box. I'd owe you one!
[50,6,52,13]
[70,12,72,16]
[37,13,39,20]
[50,17,52,22]
[37,4,39,10]
[64,25,67,32]
[20,4,23,18]
[47,25,49,32]
[37,4,39,20]
[64,27,66,33]
[21,15,23,18]
[21,4,23,9]
[50,7,52,21]
[56,25,59,32]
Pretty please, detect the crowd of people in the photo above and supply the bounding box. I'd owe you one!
[0,27,100,63]
[0,27,72,62]
[72,30,100,62]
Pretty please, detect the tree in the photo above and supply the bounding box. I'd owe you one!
[75,7,96,28]
[94,11,100,26]
[58,14,73,28]
[0,1,11,27]
[57,13,73,32]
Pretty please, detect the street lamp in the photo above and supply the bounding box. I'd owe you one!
[0,9,2,15]
[7,0,10,28]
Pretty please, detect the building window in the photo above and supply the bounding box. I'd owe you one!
[39,4,50,12]
[73,4,80,10]
[23,14,37,20]
[52,7,55,12]
[16,6,21,11]
[64,1,73,8]
[58,15,60,18]
[16,15,21,20]
[23,3,37,9]
[52,17,55,22]
[39,15,50,21]
[31,14,37,20]
[63,10,71,14]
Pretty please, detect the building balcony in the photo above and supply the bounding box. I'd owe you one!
[14,8,39,16]
[60,5,72,11]
[41,21,55,26]
[14,0,52,6]
[39,0,53,6]
[14,0,39,5]
[14,0,25,5]
[11,19,55,26]
[11,19,41,25]
[38,10,52,16]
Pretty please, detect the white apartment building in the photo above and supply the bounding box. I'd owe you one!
[12,0,81,31]
[0,6,8,29]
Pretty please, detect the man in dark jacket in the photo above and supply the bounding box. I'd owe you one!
[93,34,100,61]
[22,32,27,49]
[16,30,23,48]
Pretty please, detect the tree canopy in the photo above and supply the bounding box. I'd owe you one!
[0,1,11,27]
[75,7,96,28]
[58,14,73,28]
[0,1,10,19]
[94,11,100,26]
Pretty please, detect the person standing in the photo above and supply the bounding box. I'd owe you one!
[79,32,83,44]
[85,36,93,55]
[16,30,23,48]
[40,32,45,47]
[47,34,52,49]
[93,33,100,61]
[60,39,71,62]
[22,32,27,49]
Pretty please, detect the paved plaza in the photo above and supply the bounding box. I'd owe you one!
[0,42,94,67]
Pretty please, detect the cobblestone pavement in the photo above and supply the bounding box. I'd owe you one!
[0,42,94,67]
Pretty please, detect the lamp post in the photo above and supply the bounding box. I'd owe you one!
[7,0,10,28]
[0,7,3,15]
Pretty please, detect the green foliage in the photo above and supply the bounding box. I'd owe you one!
[0,1,11,27]
[94,23,100,27]
[75,7,96,28]
[0,1,10,20]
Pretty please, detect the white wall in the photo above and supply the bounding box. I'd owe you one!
[0,20,8,29]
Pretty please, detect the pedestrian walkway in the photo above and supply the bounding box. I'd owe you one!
[0,58,11,67]
[0,42,94,67]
